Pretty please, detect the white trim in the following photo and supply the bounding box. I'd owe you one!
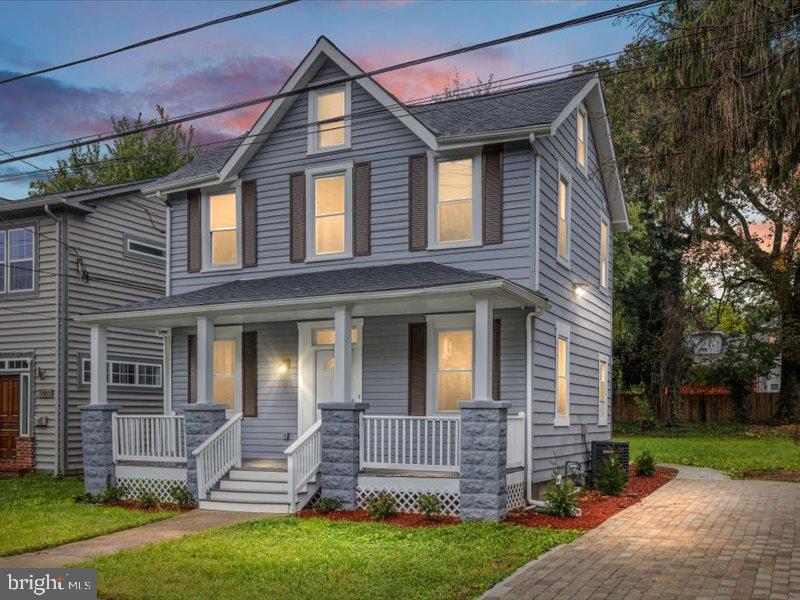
[89,324,107,405]
[165,203,171,296]
[598,353,609,427]
[599,212,610,289]
[162,329,173,415]
[305,162,353,261]
[19,372,31,436]
[425,312,474,415]
[556,163,572,268]
[115,464,187,481]
[307,82,352,155]
[214,325,243,415]
[531,135,541,291]
[297,318,363,436]
[554,321,571,427]
[0,224,36,295]
[125,236,166,263]
[201,184,242,272]
[427,151,482,250]
[576,104,588,175]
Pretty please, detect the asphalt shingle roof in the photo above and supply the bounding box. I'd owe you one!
[0,179,154,214]
[152,138,241,188]
[99,262,521,315]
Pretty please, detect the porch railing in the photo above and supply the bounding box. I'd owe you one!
[360,415,461,472]
[112,415,186,463]
[506,411,525,468]
[285,419,322,512]
[193,413,242,500]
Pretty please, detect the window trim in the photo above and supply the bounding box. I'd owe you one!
[426,313,475,415]
[427,151,483,250]
[599,213,610,289]
[556,163,572,268]
[598,353,609,426]
[79,354,163,392]
[123,233,166,264]
[0,222,37,297]
[576,104,588,174]
[201,184,242,272]
[305,162,353,262]
[307,82,352,155]
[554,321,571,427]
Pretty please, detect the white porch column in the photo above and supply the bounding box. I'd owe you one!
[196,315,215,404]
[89,323,108,405]
[474,296,494,402]
[160,329,173,414]
[333,304,353,403]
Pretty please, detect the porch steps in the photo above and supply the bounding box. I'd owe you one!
[198,466,318,514]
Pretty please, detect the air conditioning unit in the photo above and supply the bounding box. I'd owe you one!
[590,440,629,481]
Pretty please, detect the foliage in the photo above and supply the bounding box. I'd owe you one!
[365,491,398,521]
[138,491,159,510]
[100,479,127,504]
[0,475,176,557]
[168,484,196,509]
[436,68,495,100]
[312,497,342,513]
[81,518,581,600]
[540,473,580,517]
[635,450,657,477]
[594,457,627,496]
[415,493,443,520]
[74,491,101,505]
[30,105,196,196]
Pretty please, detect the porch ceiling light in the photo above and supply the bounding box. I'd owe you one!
[572,282,590,300]
[278,358,291,375]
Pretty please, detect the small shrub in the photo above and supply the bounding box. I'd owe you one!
[365,491,397,521]
[74,491,100,504]
[595,457,627,496]
[313,497,342,513]
[100,480,127,504]
[635,450,657,477]
[169,484,196,508]
[416,493,442,520]
[138,491,159,510]
[541,475,580,517]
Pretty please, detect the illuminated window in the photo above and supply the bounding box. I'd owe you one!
[314,174,346,255]
[436,159,475,244]
[577,107,587,170]
[600,218,609,287]
[555,322,570,426]
[313,327,358,346]
[598,356,609,426]
[213,340,237,410]
[557,171,571,265]
[208,192,238,266]
[437,329,473,412]
[309,85,350,153]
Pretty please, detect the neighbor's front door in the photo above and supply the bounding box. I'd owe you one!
[0,376,20,460]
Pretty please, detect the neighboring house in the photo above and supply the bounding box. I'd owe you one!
[78,37,628,520]
[0,181,166,476]
[686,331,781,393]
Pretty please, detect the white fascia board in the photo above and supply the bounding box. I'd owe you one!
[437,124,551,149]
[141,174,222,196]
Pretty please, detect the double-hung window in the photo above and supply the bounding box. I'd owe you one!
[557,167,571,266]
[599,217,609,288]
[427,314,474,413]
[576,106,588,171]
[207,191,239,268]
[306,164,352,260]
[598,355,609,426]
[554,322,570,426]
[309,84,351,153]
[429,154,482,248]
[0,225,35,294]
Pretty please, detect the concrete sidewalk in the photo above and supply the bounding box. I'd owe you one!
[0,509,271,568]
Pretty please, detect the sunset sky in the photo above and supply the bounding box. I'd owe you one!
[0,0,642,198]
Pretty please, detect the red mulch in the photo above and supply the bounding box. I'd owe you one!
[105,500,193,513]
[507,466,678,531]
[299,508,459,527]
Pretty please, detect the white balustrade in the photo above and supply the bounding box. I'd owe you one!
[193,413,242,500]
[285,420,322,511]
[112,415,186,463]
[506,411,525,468]
[360,415,461,472]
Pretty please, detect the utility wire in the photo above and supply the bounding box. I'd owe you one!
[0,0,302,85]
[0,0,663,166]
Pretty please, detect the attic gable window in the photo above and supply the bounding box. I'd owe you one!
[308,83,351,154]
[557,166,572,266]
[576,106,588,171]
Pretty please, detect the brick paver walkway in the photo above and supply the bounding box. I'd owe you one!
[484,467,800,599]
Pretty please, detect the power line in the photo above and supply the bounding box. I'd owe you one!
[0,0,302,86]
[0,0,663,166]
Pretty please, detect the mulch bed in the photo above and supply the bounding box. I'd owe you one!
[738,469,800,484]
[105,500,193,513]
[507,466,678,531]
[299,508,459,527]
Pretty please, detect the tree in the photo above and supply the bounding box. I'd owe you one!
[30,105,196,196]
[436,68,495,100]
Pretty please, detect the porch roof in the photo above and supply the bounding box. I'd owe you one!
[78,262,549,328]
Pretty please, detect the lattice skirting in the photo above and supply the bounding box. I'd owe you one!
[357,486,461,517]
[507,481,526,511]
[115,465,188,503]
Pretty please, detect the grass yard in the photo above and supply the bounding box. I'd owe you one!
[0,475,178,557]
[81,517,579,600]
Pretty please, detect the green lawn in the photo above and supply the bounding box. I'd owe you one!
[80,517,579,600]
[0,475,178,557]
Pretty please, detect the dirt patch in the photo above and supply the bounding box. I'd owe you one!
[300,508,460,527]
[507,466,678,531]
[737,469,800,483]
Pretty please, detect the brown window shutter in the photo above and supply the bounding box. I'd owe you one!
[242,180,258,268]
[188,334,197,404]
[187,189,202,272]
[289,172,306,263]
[242,331,258,418]
[482,145,504,245]
[408,154,427,251]
[408,322,427,416]
[353,161,371,256]
[492,318,501,401]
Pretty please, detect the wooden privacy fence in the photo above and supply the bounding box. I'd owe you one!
[613,392,780,423]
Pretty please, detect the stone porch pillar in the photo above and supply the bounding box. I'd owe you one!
[184,404,228,500]
[459,400,510,522]
[80,404,120,494]
[319,402,369,509]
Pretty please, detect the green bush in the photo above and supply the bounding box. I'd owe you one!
[138,491,159,510]
[415,494,442,520]
[312,497,342,513]
[100,480,127,504]
[365,491,397,521]
[635,450,657,476]
[594,457,627,496]
[73,491,101,504]
[169,484,196,508]
[541,475,580,517]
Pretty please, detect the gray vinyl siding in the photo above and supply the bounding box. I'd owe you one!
[65,193,166,472]
[169,59,534,295]
[0,216,59,471]
[531,106,613,483]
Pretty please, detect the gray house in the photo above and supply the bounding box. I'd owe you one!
[0,181,166,476]
[78,37,628,521]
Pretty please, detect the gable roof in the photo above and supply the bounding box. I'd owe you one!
[0,179,154,217]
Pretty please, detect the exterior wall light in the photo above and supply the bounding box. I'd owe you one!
[572,282,590,300]
[278,358,291,375]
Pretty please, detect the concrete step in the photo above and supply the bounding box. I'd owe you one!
[209,489,293,504]
[199,500,291,514]
[228,469,288,483]
[219,479,288,493]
